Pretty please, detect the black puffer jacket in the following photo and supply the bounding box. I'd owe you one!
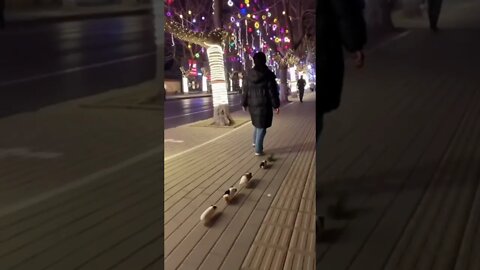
[317,0,367,114]
[241,66,280,128]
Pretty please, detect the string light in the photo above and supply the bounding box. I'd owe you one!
[206,44,229,107]
[164,1,308,96]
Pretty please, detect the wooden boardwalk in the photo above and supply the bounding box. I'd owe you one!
[164,93,316,270]
[317,3,480,269]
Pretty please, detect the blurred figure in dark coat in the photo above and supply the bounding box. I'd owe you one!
[316,0,367,239]
[0,0,5,29]
[427,0,443,31]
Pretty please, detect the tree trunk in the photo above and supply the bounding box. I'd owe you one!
[278,66,289,103]
[213,0,222,29]
[152,0,164,100]
[207,45,233,126]
[213,104,232,126]
[209,0,232,126]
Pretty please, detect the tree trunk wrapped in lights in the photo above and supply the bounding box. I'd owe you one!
[179,66,192,94]
[165,20,233,126]
[201,67,210,92]
[273,50,300,102]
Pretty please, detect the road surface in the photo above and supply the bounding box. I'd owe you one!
[0,14,156,117]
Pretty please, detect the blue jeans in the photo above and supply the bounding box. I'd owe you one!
[253,127,267,153]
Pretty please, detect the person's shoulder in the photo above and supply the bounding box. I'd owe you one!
[266,69,276,79]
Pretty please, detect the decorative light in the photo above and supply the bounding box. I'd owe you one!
[282,11,286,15]
[182,76,189,94]
[188,10,192,15]
[254,22,260,29]
[202,16,205,20]
[179,14,183,19]
[230,16,235,22]
[202,74,208,92]
[228,0,234,7]
[206,44,229,107]
[236,21,240,27]
[267,12,272,17]
[273,18,278,23]
[289,66,297,93]
[192,18,196,23]
[262,15,267,20]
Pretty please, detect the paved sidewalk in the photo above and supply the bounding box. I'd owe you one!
[164,92,316,270]
[0,82,163,269]
[317,1,480,269]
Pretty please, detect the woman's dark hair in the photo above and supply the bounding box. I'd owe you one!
[253,52,267,66]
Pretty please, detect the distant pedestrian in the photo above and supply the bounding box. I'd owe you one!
[242,52,280,156]
[316,0,367,239]
[427,0,443,31]
[297,75,306,103]
[0,0,5,29]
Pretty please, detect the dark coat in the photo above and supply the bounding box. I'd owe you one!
[241,66,280,129]
[317,0,367,114]
[297,78,306,90]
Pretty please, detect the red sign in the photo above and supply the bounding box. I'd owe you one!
[188,60,197,76]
